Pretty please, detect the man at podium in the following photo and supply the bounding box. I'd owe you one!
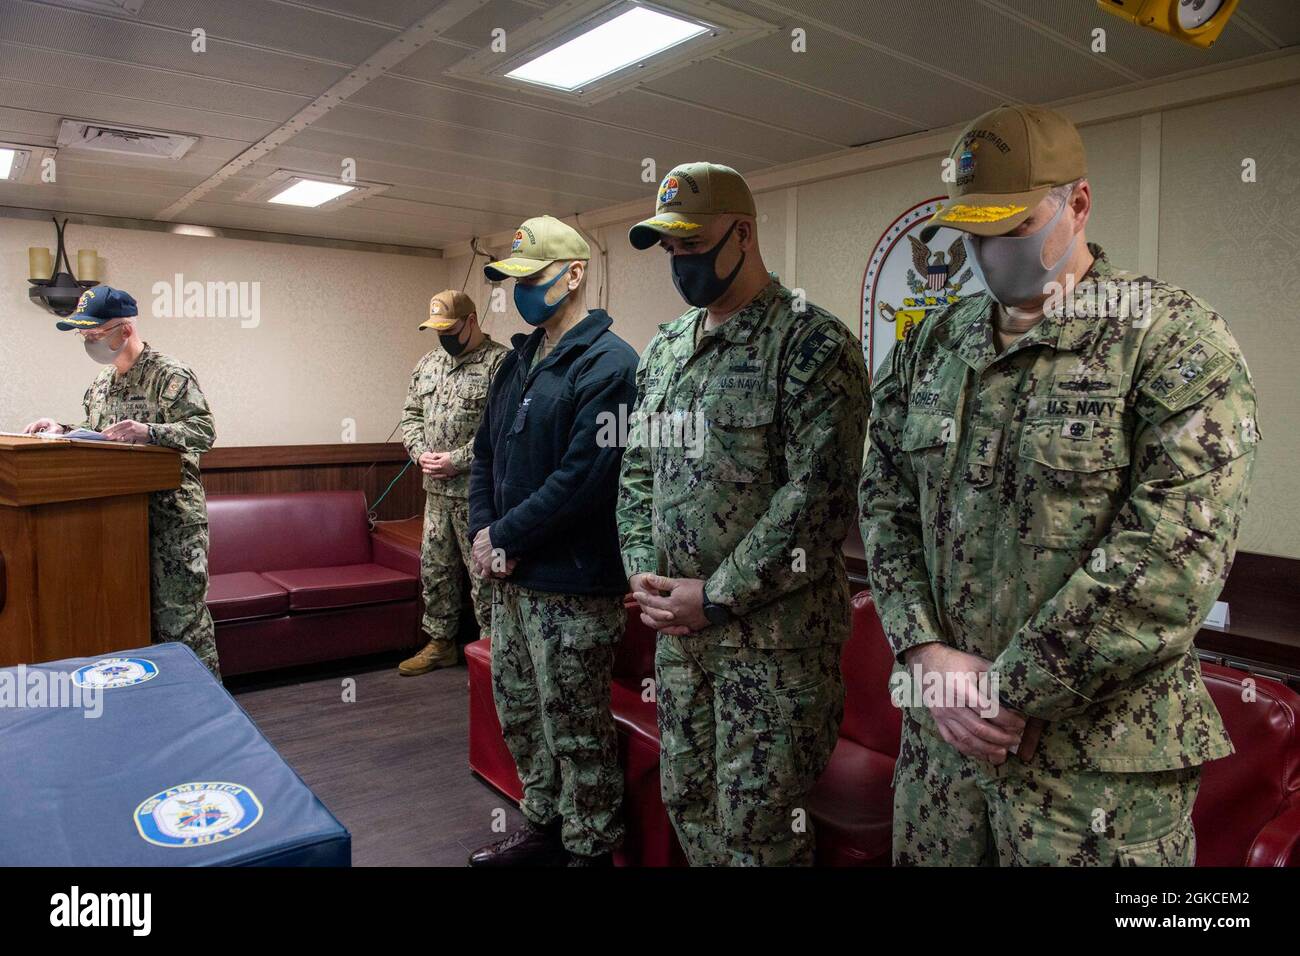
[23,286,220,677]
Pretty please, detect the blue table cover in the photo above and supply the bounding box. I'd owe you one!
[0,642,350,866]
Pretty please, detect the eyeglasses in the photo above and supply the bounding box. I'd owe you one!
[76,323,125,342]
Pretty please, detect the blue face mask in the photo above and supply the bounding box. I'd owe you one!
[514,265,572,326]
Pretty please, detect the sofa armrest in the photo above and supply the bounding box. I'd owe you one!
[371,534,420,578]
[1245,798,1300,867]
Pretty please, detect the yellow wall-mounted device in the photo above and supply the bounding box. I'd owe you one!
[1096,0,1241,49]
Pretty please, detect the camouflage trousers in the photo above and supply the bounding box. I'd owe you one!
[421,493,491,642]
[490,583,625,857]
[893,714,1201,866]
[656,635,844,866]
[150,521,219,679]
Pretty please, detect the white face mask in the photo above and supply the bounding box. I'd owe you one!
[964,196,1078,307]
[83,325,126,364]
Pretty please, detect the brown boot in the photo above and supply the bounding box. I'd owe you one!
[398,637,458,675]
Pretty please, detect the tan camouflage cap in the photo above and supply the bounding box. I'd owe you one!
[484,215,590,281]
[629,162,757,250]
[920,104,1087,242]
[420,289,477,331]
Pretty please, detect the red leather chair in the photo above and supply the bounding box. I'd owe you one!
[1194,663,1300,866]
[464,597,687,866]
[207,491,421,676]
[608,597,686,866]
[465,589,901,866]
[465,639,523,802]
[805,590,901,865]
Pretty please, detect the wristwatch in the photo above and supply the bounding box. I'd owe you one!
[701,586,734,626]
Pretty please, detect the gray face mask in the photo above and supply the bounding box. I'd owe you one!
[964,196,1078,307]
[83,326,126,364]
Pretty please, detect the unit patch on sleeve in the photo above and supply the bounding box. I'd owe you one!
[787,327,840,391]
[1143,338,1233,412]
[162,373,186,403]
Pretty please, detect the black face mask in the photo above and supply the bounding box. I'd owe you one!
[438,322,469,357]
[670,221,745,308]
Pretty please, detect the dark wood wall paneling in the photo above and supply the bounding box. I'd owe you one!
[201,443,422,522]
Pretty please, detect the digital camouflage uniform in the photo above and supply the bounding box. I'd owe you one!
[72,344,219,676]
[401,337,507,643]
[861,245,1259,865]
[618,278,871,866]
[491,584,626,856]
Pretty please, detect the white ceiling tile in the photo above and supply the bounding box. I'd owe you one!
[344,74,778,167]
[121,0,399,63]
[1238,0,1300,46]
[436,0,544,48]
[286,0,451,30]
[643,57,916,147]
[0,42,314,121]
[720,27,1003,132]
[0,78,277,142]
[0,1,350,95]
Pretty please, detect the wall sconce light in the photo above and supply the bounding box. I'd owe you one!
[28,217,99,317]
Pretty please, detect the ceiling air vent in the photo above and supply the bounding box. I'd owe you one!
[56,120,197,160]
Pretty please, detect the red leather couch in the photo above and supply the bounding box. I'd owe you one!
[466,596,686,866]
[207,491,422,676]
[467,588,1300,866]
[1195,663,1300,866]
[466,590,899,866]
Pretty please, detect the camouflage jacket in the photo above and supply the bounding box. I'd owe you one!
[618,278,870,649]
[861,245,1259,771]
[74,344,216,529]
[401,336,507,498]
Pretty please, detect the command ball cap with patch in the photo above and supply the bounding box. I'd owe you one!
[420,289,477,331]
[484,215,591,281]
[56,285,138,331]
[628,162,757,250]
[919,104,1087,243]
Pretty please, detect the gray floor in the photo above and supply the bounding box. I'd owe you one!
[230,655,524,866]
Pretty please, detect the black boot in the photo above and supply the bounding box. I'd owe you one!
[467,820,565,867]
[566,851,614,867]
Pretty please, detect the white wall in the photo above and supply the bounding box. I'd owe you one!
[2,221,448,445]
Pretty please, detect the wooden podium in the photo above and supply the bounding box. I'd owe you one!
[0,435,181,666]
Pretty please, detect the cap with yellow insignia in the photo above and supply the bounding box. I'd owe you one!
[919,105,1087,243]
[420,289,477,331]
[629,162,757,250]
[55,285,138,331]
[484,215,590,281]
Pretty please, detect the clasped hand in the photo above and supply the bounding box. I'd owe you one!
[471,527,516,579]
[629,572,709,635]
[905,643,1027,766]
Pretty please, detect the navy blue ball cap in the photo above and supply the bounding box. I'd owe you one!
[56,285,138,331]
